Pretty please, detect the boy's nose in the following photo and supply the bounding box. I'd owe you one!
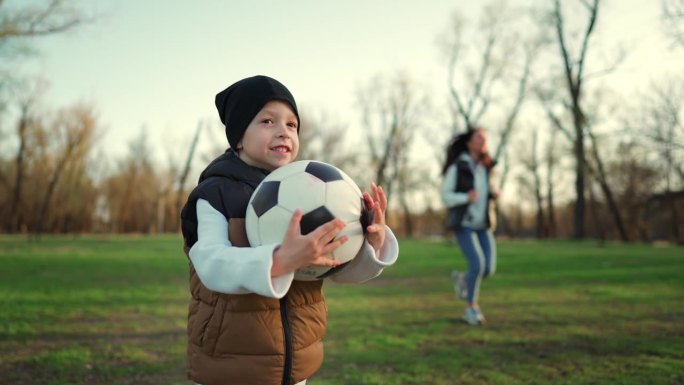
[275,123,290,137]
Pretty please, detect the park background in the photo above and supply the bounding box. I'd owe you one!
[1,0,683,241]
[0,1,682,384]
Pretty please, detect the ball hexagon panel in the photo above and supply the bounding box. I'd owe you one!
[324,180,363,223]
[331,221,364,261]
[268,160,310,180]
[256,205,293,245]
[278,172,327,214]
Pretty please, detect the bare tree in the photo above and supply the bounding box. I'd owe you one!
[0,1,88,90]
[0,1,84,40]
[608,141,660,241]
[107,129,158,233]
[5,80,47,232]
[0,1,90,233]
[550,0,600,239]
[442,4,507,130]
[34,105,97,237]
[440,1,540,194]
[172,121,202,231]
[7,99,30,232]
[516,129,546,238]
[493,41,539,192]
[297,111,357,171]
[536,83,630,241]
[544,129,560,238]
[587,178,606,243]
[356,72,429,234]
[586,122,629,241]
[627,77,684,242]
[663,0,684,46]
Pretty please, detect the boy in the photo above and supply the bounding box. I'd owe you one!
[180,75,399,385]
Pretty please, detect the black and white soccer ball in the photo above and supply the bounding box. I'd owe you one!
[246,160,369,281]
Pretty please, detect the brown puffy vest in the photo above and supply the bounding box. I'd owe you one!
[186,218,328,385]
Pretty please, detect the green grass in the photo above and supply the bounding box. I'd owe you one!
[0,235,682,384]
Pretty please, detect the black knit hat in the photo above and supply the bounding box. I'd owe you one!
[215,75,300,149]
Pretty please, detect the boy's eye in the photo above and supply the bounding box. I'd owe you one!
[287,122,298,129]
[262,118,273,124]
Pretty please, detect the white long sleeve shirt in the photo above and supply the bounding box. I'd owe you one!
[188,198,399,298]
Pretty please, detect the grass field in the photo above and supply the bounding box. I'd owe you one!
[0,235,682,385]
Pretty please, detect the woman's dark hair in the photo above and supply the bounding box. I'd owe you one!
[441,126,479,175]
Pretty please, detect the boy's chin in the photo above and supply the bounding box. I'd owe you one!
[267,157,294,170]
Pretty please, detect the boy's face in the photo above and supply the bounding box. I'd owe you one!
[237,100,299,171]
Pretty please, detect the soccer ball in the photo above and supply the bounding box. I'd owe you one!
[246,160,368,281]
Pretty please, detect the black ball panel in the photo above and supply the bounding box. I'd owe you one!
[300,206,335,235]
[305,161,343,182]
[251,181,280,217]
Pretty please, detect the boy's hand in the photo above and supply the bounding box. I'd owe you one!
[271,210,348,277]
[363,182,387,253]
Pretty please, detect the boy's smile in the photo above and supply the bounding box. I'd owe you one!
[272,144,292,153]
[237,100,300,171]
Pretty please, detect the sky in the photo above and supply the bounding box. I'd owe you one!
[9,0,684,176]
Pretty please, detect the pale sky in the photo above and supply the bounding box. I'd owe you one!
[11,0,684,175]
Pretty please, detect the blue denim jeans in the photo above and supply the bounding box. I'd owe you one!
[455,227,497,304]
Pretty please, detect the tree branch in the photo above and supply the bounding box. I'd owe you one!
[536,89,574,142]
[576,0,600,89]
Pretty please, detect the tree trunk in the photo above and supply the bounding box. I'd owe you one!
[671,197,681,243]
[587,181,605,245]
[35,154,71,238]
[546,185,556,238]
[573,103,586,239]
[534,184,544,239]
[175,121,202,232]
[9,108,29,232]
[400,196,413,238]
[545,135,557,239]
[587,129,629,241]
[553,0,600,239]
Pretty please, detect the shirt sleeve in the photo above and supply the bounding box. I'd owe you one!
[188,198,294,298]
[442,163,469,208]
[330,226,399,284]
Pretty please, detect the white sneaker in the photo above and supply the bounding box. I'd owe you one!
[476,308,486,324]
[451,270,467,300]
[462,307,481,325]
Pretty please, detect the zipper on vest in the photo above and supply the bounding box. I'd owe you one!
[280,296,293,385]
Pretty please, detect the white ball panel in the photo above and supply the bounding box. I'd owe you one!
[266,160,310,181]
[340,171,362,196]
[331,221,365,263]
[257,205,293,245]
[278,173,327,213]
[324,180,362,223]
